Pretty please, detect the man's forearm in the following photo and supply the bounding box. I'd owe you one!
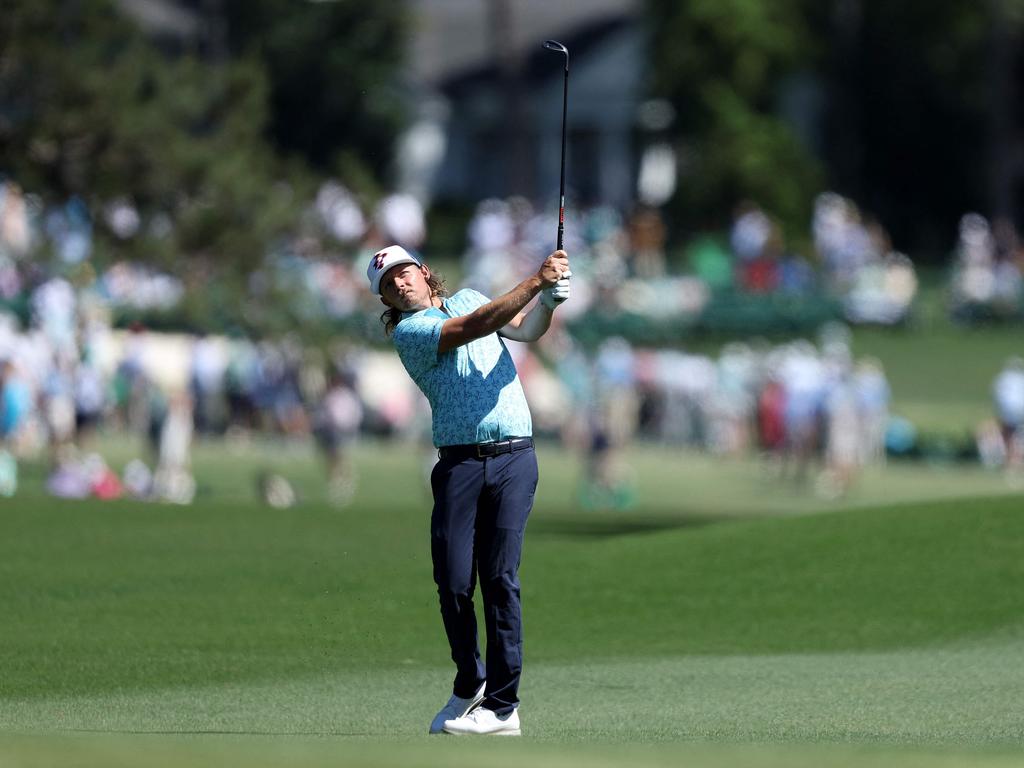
[501,301,554,342]
[464,276,544,338]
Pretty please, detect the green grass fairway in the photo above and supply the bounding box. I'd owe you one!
[2,442,1023,767]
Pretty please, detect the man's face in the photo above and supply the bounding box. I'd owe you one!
[380,263,432,311]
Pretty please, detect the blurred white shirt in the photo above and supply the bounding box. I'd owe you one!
[994,369,1024,427]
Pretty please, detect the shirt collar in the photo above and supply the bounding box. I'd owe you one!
[401,298,447,321]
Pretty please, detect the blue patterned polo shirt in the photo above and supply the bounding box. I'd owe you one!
[392,289,532,447]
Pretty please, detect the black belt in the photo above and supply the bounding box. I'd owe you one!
[438,437,533,461]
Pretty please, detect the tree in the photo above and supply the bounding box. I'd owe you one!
[827,0,993,254]
[0,0,301,280]
[220,0,410,193]
[646,0,824,243]
[648,0,1024,258]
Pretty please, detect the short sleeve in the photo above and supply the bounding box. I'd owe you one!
[461,289,490,309]
[393,314,444,381]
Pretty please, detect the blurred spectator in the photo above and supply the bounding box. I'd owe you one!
[468,198,515,253]
[854,357,890,465]
[0,447,16,497]
[144,375,169,460]
[271,339,309,437]
[41,352,76,458]
[190,335,227,434]
[595,337,639,449]
[464,208,511,295]
[0,359,32,455]
[225,338,259,434]
[730,201,772,264]
[0,253,23,300]
[74,350,107,447]
[656,350,716,446]
[153,392,195,504]
[844,251,917,325]
[992,217,1024,317]
[819,364,861,499]
[952,214,995,298]
[312,369,363,506]
[710,342,756,455]
[116,325,150,434]
[0,181,32,259]
[777,254,816,296]
[813,192,873,291]
[316,180,367,244]
[992,356,1024,474]
[44,197,92,265]
[949,213,1023,322]
[103,197,141,240]
[757,367,787,461]
[627,204,667,278]
[579,338,638,510]
[740,224,782,294]
[780,341,826,483]
[976,418,1007,470]
[375,192,426,250]
[32,277,77,358]
[687,236,733,291]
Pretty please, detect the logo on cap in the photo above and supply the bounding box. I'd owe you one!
[373,252,387,270]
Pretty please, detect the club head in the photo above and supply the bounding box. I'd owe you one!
[543,39,569,59]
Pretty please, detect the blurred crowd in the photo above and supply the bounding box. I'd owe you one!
[538,323,892,506]
[0,180,184,311]
[0,300,368,505]
[457,190,918,330]
[3,175,924,342]
[0,237,399,500]
[3,170,1024,506]
[0,290,898,506]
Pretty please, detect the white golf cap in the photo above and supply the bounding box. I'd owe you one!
[366,245,422,295]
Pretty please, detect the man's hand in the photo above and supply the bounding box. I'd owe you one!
[442,249,570,351]
[537,250,569,289]
[540,270,571,310]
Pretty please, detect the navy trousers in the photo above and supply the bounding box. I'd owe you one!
[430,445,537,716]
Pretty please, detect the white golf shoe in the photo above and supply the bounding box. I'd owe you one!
[428,682,485,735]
[442,706,520,736]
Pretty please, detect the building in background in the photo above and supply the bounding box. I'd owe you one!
[403,0,647,209]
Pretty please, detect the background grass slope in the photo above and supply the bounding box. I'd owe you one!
[3,464,1022,699]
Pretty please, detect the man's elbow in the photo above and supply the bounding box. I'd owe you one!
[500,328,530,343]
[508,326,543,343]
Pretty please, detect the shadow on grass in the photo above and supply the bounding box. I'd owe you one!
[65,728,371,737]
[528,512,731,540]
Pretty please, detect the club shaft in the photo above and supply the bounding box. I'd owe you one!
[557,61,568,251]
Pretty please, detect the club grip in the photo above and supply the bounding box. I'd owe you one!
[557,201,565,251]
[555,210,568,303]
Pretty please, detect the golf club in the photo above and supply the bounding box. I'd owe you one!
[543,39,570,286]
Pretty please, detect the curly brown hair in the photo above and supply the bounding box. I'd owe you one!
[380,267,449,336]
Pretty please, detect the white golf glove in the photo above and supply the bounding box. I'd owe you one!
[540,270,571,310]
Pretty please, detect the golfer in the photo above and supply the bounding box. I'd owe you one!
[368,244,570,736]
